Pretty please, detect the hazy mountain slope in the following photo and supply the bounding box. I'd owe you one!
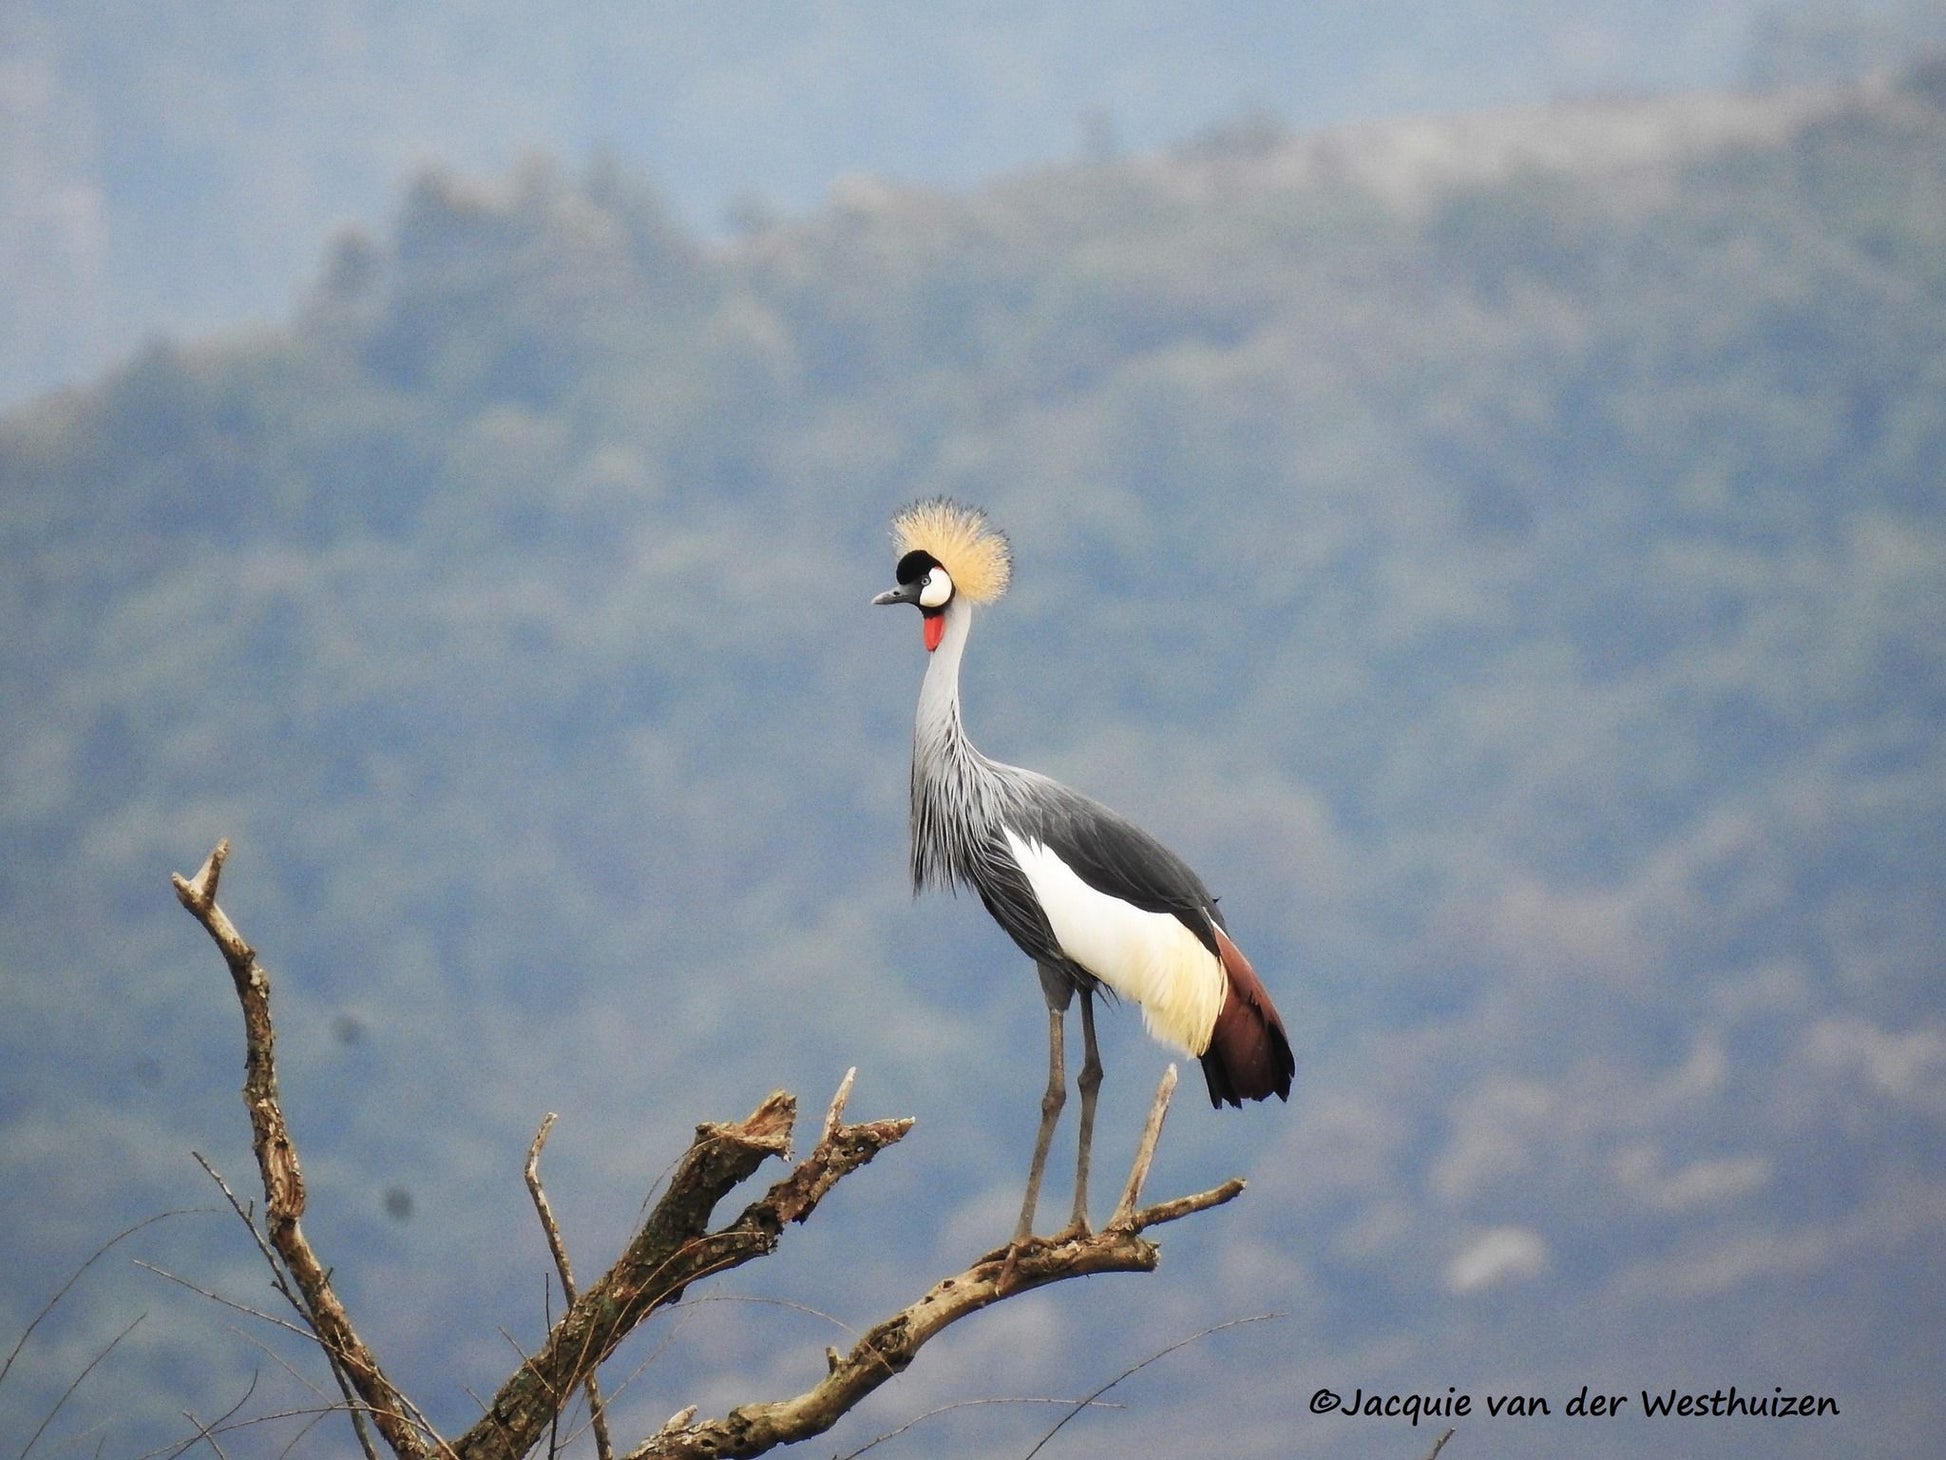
[2,74,1943,1457]
[9,0,1946,405]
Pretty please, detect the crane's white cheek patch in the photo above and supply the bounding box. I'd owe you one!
[1003,830,1224,1057]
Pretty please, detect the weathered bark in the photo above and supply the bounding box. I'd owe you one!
[454,1090,912,1460]
[173,840,1248,1460]
[174,840,438,1458]
[627,1176,1242,1460]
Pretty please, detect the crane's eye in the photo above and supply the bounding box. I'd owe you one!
[918,566,954,609]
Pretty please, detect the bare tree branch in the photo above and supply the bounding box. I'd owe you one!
[171,840,436,1460]
[820,1067,858,1142]
[1109,1062,1178,1228]
[173,840,1259,1460]
[454,1085,913,1460]
[628,1073,1245,1460]
[524,1116,613,1460]
[190,1152,382,1460]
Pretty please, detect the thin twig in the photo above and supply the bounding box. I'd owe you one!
[192,1148,380,1454]
[152,1401,455,1460]
[0,1208,201,1392]
[275,1404,335,1460]
[836,1396,1127,1460]
[524,1117,570,1290]
[554,1291,709,1448]
[1424,1426,1456,1460]
[130,1261,317,1341]
[18,1312,146,1459]
[172,1369,258,1460]
[1023,1313,1280,1459]
[1109,1063,1178,1228]
[190,1154,308,1324]
[133,1257,429,1459]
[1127,1178,1247,1230]
[133,1402,347,1460]
[525,1114,614,1460]
[231,1327,330,1404]
[821,1067,858,1143]
[221,1325,346,1460]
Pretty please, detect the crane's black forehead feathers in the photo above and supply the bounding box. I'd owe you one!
[889,497,1012,602]
[895,549,940,585]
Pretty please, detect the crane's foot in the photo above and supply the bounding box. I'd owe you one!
[987,1222,1099,1292]
[997,1239,1027,1293]
[986,1232,1058,1293]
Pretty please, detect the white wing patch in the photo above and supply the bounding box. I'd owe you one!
[1003,829,1225,1056]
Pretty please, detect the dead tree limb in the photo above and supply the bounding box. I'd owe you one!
[626,1189,1240,1460]
[172,840,1253,1460]
[172,839,437,1460]
[453,1090,913,1460]
[525,1115,613,1460]
[628,1070,1244,1460]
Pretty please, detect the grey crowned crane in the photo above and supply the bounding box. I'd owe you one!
[873,498,1293,1245]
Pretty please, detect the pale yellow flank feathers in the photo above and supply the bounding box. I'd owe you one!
[891,497,1012,604]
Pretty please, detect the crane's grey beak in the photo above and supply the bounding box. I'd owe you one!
[873,582,921,607]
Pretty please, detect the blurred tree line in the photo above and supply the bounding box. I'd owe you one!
[6,63,1942,1040]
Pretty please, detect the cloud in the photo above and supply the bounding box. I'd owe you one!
[1609,1143,1772,1213]
[1429,1075,1555,1203]
[1445,1225,1550,1293]
[1803,1017,1946,1115]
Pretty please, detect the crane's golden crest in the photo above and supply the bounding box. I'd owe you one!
[891,497,1012,604]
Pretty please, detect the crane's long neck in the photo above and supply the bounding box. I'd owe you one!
[916,599,972,751]
[910,601,1007,891]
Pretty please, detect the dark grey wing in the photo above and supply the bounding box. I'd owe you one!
[967,829,1072,971]
[1009,774,1224,957]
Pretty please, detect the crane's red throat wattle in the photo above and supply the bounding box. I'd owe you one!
[924,614,946,652]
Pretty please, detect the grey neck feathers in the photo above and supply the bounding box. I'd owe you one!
[909,602,1014,891]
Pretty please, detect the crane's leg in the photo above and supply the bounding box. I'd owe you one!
[1014,967,1073,1245]
[1066,986,1103,1235]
